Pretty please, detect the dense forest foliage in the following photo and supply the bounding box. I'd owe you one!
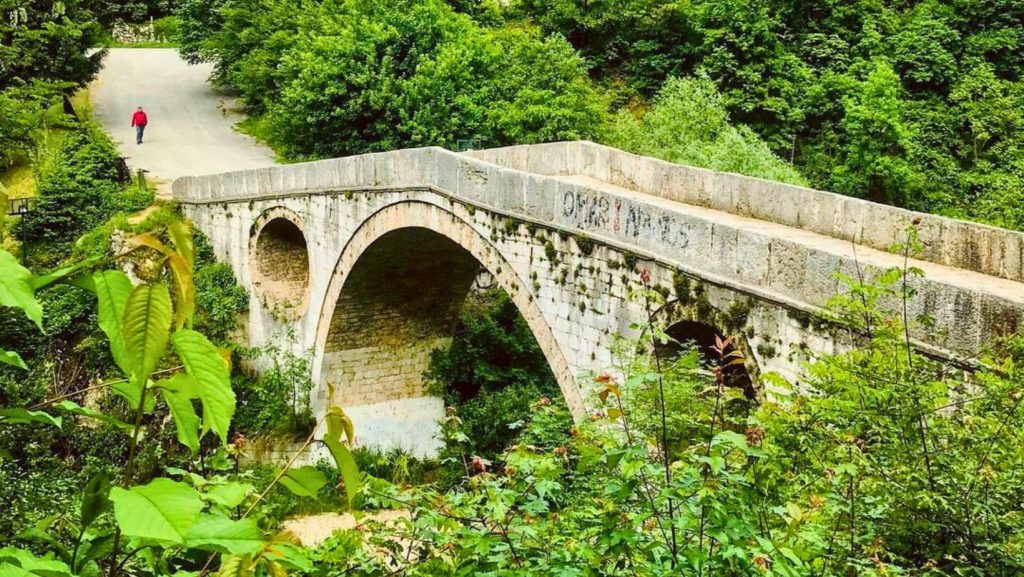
[176,0,1023,227]
[512,0,1024,226]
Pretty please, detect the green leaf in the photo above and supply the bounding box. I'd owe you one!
[277,466,327,498]
[30,256,102,291]
[215,554,254,577]
[109,478,203,544]
[172,329,235,444]
[167,220,196,269]
[204,482,255,509]
[167,253,196,331]
[80,472,112,530]
[0,562,34,577]
[0,249,42,329]
[0,547,72,577]
[325,407,355,445]
[77,534,115,566]
[185,515,263,555]
[0,408,61,428]
[323,436,361,507]
[0,349,27,369]
[53,400,132,432]
[154,374,202,454]
[93,270,133,376]
[121,283,173,389]
[263,542,312,572]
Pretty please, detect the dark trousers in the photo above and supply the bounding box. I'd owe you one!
[135,125,146,144]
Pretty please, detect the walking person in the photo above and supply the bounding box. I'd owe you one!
[131,106,148,145]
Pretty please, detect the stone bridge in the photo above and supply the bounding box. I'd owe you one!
[173,141,1024,456]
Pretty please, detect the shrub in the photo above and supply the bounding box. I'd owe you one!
[151,15,180,42]
[17,124,127,264]
[608,76,806,184]
[425,288,563,458]
[233,346,316,439]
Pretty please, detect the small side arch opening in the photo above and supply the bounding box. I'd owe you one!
[658,320,755,398]
[250,212,310,318]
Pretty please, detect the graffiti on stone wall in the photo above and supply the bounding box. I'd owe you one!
[562,187,689,249]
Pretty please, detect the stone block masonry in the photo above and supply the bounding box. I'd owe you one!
[174,141,1024,456]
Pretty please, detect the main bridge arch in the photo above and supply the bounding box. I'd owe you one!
[310,201,583,455]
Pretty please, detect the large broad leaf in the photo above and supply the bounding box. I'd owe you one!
[185,515,264,555]
[153,373,202,454]
[277,466,327,498]
[93,270,133,376]
[167,253,196,331]
[323,436,361,507]
[132,233,196,331]
[0,249,42,329]
[0,562,34,577]
[121,283,172,394]
[0,547,72,577]
[53,400,132,432]
[172,329,234,444]
[204,482,255,510]
[263,541,313,572]
[0,408,61,428]
[0,349,26,369]
[110,478,203,544]
[80,472,112,530]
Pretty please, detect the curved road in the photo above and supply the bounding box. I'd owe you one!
[92,49,276,195]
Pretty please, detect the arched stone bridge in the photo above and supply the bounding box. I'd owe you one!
[173,142,1024,456]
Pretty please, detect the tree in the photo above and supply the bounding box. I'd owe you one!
[832,61,923,206]
[266,0,605,158]
[609,76,805,184]
[0,0,106,93]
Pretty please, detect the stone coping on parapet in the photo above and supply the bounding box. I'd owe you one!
[173,142,1024,285]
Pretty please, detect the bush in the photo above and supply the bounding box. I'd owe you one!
[151,15,180,42]
[233,346,316,439]
[194,262,249,342]
[17,124,128,265]
[609,76,806,184]
[179,0,606,159]
[425,288,564,458]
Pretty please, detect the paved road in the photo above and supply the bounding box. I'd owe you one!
[92,49,276,195]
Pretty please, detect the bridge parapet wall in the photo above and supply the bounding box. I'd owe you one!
[467,142,1024,285]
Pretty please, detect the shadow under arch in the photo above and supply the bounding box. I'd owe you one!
[657,319,755,398]
[310,201,583,453]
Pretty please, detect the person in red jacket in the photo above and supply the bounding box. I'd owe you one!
[131,107,148,145]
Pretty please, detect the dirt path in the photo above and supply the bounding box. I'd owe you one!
[91,48,276,196]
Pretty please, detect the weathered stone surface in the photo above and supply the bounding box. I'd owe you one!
[176,141,1024,455]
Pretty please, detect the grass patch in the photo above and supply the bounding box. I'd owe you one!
[235,115,295,163]
[0,164,35,199]
[106,41,178,49]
